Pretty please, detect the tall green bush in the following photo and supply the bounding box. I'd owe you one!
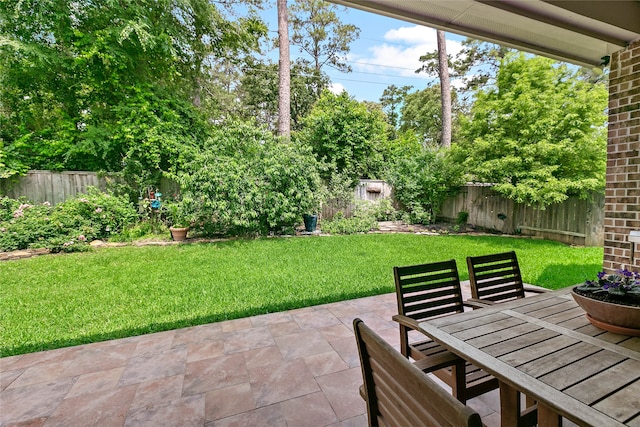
[174,121,323,236]
[297,91,388,185]
[386,146,463,224]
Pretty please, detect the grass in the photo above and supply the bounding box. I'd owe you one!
[1,234,602,357]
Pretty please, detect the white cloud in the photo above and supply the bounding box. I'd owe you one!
[352,25,463,80]
[329,83,346,94]
[385,26,436,45]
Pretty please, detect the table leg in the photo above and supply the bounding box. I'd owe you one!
[538,401,561,427]
[499,382,520,426]
[499,382,539,427]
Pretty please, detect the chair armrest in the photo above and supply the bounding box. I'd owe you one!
[359,384,367,401]
[392,314,420,331]
[466,297,496,306]
[413,350,461,373]
[463,299,492,309]
[523,285,551,293]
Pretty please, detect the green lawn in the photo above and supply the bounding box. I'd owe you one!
[1,234,602,357]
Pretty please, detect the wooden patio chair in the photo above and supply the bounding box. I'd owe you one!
[466,251,550,305]
[353,318,483,427]
[392,259,498,404]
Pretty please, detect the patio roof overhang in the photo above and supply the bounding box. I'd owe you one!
[327,0,640,68]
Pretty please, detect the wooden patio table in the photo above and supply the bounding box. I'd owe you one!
[417,287,640,427]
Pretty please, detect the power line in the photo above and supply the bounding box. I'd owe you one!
[329,76,412,86]
[348,60,421,72]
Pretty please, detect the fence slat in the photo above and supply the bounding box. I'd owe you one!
[1,173,604,247]
[0,170,106,205]
[439,185,604,247]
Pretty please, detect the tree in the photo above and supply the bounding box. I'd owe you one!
[417,38,510,106]
[436,30,452,148]
[297,91,388,184]
[451,39,511,93]
[415,31,457,147]
[379,84,413,138]
[240,59,328,131]
[399,86,461,147]
[289,0,360,75]
[277,0,291,137]
[0,0,266,179]
[452,53,608,206]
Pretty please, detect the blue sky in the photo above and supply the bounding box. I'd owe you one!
[257,3,467,103]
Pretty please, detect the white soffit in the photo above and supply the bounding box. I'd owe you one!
[327,0,640,68]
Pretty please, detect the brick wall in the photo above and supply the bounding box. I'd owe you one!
[604,39,640,271]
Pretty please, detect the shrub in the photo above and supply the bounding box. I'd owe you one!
[322,169,356,216]
[174,120,323,236]
[369,198,398,221]
[386,146,463,225]
[322,212,377,235]
[113,221,169,242]
[457,211,469,226]
[321,201,379,234]
[0,201,57,251]
[0,188,137,252]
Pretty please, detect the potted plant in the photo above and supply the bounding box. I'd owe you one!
[571,269,640,336]
[164,197,194,241]
[303,213,318,232]
[302,186,325,233]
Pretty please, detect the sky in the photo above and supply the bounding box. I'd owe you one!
[257,3,467,103]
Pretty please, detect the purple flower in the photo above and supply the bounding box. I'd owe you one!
[618,269,633,277]
[585,269,640,298]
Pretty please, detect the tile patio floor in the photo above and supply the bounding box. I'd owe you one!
[2,282,557,427]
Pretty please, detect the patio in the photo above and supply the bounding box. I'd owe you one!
[0,281,556,427]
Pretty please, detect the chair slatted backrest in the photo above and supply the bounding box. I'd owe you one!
[354,318,483,427]
[394,259,465,323]
[467,251,525,302]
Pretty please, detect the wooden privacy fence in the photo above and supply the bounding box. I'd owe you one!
[1,172,604,246]
[0,170,106,205]
[438,184,605,247]
[321,179,393,219]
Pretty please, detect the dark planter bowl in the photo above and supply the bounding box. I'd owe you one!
[303,214,318,232]
[571,288,640,336]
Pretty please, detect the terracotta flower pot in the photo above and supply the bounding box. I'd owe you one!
[571,288,640,336]
[169,227,189,242]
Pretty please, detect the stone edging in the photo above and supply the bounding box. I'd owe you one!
[0,222,502,261]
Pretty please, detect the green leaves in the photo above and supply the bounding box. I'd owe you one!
[175,120,323,236]
[0,188,137,252]
[298,91,388,184]
[454,53,607,207]
[387,146,463,225]
[0,0,265,179]
[289,0,360,73]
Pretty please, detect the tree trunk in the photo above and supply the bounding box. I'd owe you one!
[437,29,452,148]
[277,0,291,137]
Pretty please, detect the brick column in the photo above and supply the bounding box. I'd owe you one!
[604,39,640,271]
